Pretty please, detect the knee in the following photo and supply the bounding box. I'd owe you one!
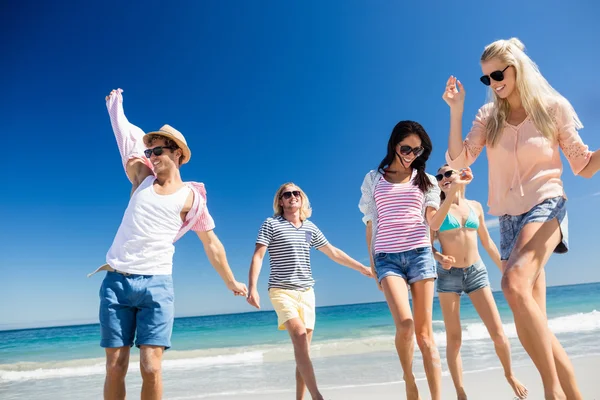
[501,268,527,304]
[140,357,162,382]
[491,332,508,348]
[395,318,414,343]
[446,331,462,349]
[106,356,128,379]
[416,332,436,352]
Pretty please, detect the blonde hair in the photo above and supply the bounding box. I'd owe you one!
[481,37,583,147]
[273,182,312,221]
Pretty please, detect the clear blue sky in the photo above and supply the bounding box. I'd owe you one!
[1,1,599,330]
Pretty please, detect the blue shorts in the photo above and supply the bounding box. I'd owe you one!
[374,247,437,285]
[499,196,568,261]
[436,259,490,295]
[99,271,174,349]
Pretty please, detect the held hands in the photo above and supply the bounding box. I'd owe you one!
[246,289,260,309]
[227,280,248,297]
[438,254,456,270]
[442,76,465,110]
[359,265,375,279]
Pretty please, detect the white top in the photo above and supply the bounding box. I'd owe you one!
[256,216,329,290]
[373,172,432,253]
[106,176,191,275]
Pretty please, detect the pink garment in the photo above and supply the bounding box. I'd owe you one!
[446,99,591,216]
[106,89,215,240]
[373,172,431,254]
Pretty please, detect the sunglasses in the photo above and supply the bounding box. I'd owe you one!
[435,170,455,182]
[280,190,301,200]
[480,65,510,86]
[144,146,177,158]
[397,145,424,157]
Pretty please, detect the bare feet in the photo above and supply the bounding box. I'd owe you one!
[506,375,528,399]
[404,375,421,400]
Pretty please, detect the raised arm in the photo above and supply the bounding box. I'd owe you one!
[247,244,267,309]
[473,201,502,271]
[105,89,153,189]
[196,230,248,296]
[442,77,487,170]
[318,244,374,278]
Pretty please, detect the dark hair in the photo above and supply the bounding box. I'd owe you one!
[377,120,433,194]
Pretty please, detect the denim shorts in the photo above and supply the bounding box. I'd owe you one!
[499,196,568,261]
[374,247,437,285]
[99,271,175,349]
[436,259,490,295]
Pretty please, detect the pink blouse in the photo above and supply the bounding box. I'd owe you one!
[446,99,591,216]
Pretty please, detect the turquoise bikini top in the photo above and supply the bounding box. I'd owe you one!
[439,204,479,232]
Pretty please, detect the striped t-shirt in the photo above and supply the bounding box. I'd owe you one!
[256,216,329,290]
[373,174,431,254]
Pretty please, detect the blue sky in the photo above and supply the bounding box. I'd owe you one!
[1,1,599,330]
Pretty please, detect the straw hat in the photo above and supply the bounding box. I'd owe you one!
[144,124,191,164]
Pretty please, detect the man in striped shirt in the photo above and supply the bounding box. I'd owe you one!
[247,182,373,400]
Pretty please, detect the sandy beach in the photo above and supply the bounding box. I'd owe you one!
[204,355,599,400]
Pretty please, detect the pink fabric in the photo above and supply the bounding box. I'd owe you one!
[446,99,592,216]
[373,173,431,254]
[106,89,215,240]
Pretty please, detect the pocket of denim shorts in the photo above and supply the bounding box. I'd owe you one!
[414,247,430,254]
[375,253,387,260]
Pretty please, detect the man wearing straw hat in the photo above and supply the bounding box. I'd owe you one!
[90,89,248,400]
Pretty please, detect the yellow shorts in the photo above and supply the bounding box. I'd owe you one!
[268,287,316,330]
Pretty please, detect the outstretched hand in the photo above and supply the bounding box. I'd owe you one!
[246,289,260,309]
[449,167,473,194]
[442,76,465,109]
[438,254,456,270]
[359,265,375,278]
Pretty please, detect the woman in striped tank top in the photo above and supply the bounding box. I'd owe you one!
[359,121,471,400]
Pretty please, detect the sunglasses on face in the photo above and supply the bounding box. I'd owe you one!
[144,146,176,158]
[397,145,424,157]
[435,170,455,181]
[480,65,510,86]
[280,190,301,200]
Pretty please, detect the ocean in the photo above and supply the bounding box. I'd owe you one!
[1,282,599,399]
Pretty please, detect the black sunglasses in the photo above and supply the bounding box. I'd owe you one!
[480,65,510,86]
[435,170,455,182]
[144,146,177,158]
[397,145,424,157]
[280,190,301,200]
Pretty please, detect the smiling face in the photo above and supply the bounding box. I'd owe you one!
[145,136,183,173]
[278,185,303,212]
[481,57,516,99]
[395,134,423,169]
[436,165,457,194]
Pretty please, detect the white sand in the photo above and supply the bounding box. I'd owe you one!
[203,355,599,400]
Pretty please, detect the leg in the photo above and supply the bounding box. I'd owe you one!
[469,287,527,399]
[381,276,420,400]
[104,347,130,400]
[295,329,314,400]
[284,318,323,400]
[532,270,582,400]
[502,219,565,399]
[412,278,442,400]
[438,293,466,400]
[140,345,165,400]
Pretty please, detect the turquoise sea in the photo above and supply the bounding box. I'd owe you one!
[1,282,599,399]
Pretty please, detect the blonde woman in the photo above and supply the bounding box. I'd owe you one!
[432,164,527,400]
[247,182,373,400]
[443,38,599,399]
